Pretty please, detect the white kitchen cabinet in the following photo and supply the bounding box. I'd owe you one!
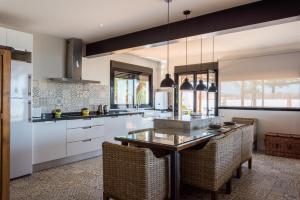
[124,114,143,132]
[67,138,103,157]
[141,117,154,129]
[67,125,105,143]
[33,120,67,164]
[0,27,6,46]
[103,116,127,143]
[6,29,33,52]
[66,118,105,156]
[66,118,104,129]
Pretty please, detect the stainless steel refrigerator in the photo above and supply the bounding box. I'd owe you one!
[10,59,33,179]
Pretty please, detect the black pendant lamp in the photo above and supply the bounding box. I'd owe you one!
[196,37,207,91]
[208,36,217,93]
[180,10,193,91]
[160,0,175,88]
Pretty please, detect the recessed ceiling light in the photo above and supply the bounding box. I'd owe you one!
[100,24,104,28]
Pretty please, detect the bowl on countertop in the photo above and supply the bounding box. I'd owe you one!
[208,124,222,129]
[223,121,236,126]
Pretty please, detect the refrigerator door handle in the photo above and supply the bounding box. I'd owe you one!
[28,74,32,97]
[28,101,32,122]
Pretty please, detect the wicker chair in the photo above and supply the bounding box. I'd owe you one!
[232,117,258,150]
[181,132,235,200]
[241,125,254,168]
[230,129,242,178]
[102,142,169,200]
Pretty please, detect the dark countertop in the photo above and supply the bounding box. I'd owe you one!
[32,111,144,122]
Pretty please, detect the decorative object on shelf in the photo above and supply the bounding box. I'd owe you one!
[160,0,175,88]
[81,108,90,117]
[180,10,194,91]
[196,37,207,91]
[208,36,217,93]
[53,109,62,119]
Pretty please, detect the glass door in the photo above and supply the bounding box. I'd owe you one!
[208,71,217,116]
[178,74,194,115]
[196,73,207,114]
[175,68,218,116]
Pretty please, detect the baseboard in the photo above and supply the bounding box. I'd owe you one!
[33,150,102,172]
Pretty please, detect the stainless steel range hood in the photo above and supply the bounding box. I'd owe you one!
[49,38,100,84]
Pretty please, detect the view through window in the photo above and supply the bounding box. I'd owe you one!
[220,78,300,108]
[113,71,150,107]
[177,70,217,116]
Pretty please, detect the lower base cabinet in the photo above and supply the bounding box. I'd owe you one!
[33,121,67,164]
[32,114,153,166]
[67,137,103,157]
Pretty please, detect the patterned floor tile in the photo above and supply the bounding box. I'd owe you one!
[10,153,300,200]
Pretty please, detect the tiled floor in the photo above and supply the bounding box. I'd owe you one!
[10,153,300,200]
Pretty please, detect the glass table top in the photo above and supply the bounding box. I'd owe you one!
[115,129,217,147]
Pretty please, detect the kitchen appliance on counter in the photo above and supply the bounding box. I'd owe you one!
[10,56,33,179]
[98,104,103,114]
[103,105,108,114]
[155,91,168,110]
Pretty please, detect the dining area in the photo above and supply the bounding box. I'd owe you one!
[102,117,256,200]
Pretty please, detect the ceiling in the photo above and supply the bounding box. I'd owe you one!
[0,0,256,42]
[129,20,300,66]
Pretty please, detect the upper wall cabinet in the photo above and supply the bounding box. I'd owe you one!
[6,29,33,52]
[0,27,6,46]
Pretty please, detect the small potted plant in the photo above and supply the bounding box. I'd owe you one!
[81,108,90,117]
[53,109,62,119]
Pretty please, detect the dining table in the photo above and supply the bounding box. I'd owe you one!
[114,128,227,200]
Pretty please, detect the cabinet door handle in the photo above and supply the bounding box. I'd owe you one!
[45,121,56,124]
[82,139,92,142]
[82,126,92,129]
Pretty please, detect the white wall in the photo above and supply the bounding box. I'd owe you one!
[218,51,300,151]
[82,53,161,101]
[33,33,66,80]
[219,109,300,151]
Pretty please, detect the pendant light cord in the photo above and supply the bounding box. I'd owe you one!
[185,13,188,79]
[212,36,214,63]
[167,0,170,74]
[200,37,202,65]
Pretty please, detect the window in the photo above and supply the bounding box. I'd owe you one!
[111,61,152,108]
[219,52,300,109]
[263,79,300,107]
[174,63,218,116]
[179,74,194,115]
[220,79,300,108]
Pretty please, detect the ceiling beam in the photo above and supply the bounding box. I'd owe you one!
[86,1,300,57]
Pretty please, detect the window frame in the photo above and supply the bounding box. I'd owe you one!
[110,60,153,109]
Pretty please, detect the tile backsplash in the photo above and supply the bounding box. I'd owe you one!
[32,80,110,113]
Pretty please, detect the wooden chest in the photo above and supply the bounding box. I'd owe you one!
[265,133,300,159]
